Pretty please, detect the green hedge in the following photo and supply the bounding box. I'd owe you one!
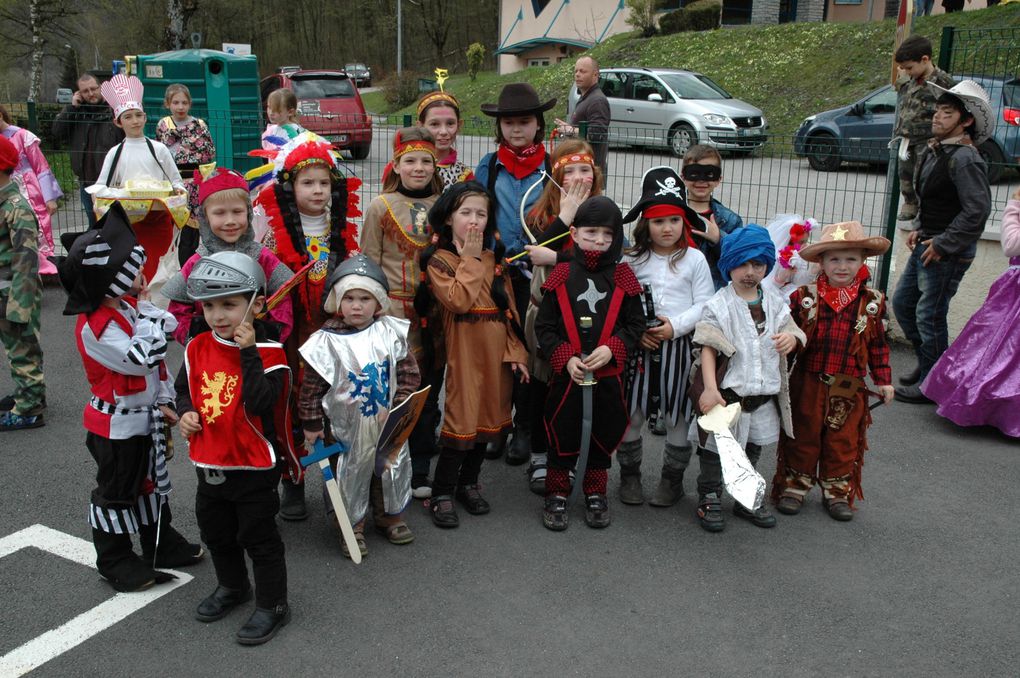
[660,1,722,35]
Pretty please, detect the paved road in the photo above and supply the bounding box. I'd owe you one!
[0,286,1017,676]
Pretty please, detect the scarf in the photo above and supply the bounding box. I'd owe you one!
[438,148,460,168]
[816,266,870,313]
[497,141,546,180]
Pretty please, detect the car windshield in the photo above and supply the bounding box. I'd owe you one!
[657,73,731,100]
[345,64,366,72]
[291,76,354,99]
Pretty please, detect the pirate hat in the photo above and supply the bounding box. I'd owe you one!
[480,83,556,117]
[927,80,994,144]
[59,202,146,315]
[622,166,702,226]
[797,221,891,263]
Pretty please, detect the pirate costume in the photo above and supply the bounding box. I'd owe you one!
[619,167,715,507]
[535,196,645,530]
[772,221,891,521]
[176,251,296,645]
[298,254,421,555]
[689,225,806,532]
[59,203,202,593]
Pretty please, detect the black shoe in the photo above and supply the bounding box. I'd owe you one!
[0,395,14,411]
[697,493,725,533]
[733,502,777,528]
[505,427,531,465]
[196,585,253,622]
[584,493,611,528]
[824,498,854,522]
[455,484,491,515]
[776,494,803,515]
[894,384,933,404]
[898,365,922,387]
[430,494,459,528]
[650,416,667,436]
[236,604,291,645]
[543,495,568,531]
[484,437,506,459]
[279,478,308,521]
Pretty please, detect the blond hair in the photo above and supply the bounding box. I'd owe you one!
[267,89,299,123]
[203,187,249,207]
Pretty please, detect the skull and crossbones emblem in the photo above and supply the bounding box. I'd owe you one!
[654,177,682,198]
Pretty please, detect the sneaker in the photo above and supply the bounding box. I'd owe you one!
[824,498,854,522]
[411,474,432,500]
[0,411,44,431]
[775,494,803,515]
[543,495,568,531]
[584,493,611,528]
[897,204,918,221]
[697,493,725,533]
[733,502,777,528]
[430,494,459,528]
[454,484,491,515]
[527,454,547,496]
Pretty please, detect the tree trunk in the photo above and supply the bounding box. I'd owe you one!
[28,0,44,102]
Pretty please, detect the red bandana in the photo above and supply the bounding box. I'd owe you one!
[817,266,870,313]
[497,141,546,180]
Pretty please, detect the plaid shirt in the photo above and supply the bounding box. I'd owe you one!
[790,288,892,386]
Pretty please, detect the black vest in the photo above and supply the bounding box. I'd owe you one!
[918,145,962,237]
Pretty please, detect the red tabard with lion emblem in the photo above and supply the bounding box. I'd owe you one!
[185,332,291,471]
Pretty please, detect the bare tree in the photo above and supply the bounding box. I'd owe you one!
[0,0,80,101]
[164,0,200,50]
[409,0,453,64]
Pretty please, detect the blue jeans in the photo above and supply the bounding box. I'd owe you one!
[915,0,934,15]
[79,185,98,229]
[892,241,976,379]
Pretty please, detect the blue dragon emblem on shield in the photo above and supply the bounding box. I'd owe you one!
[348,360,391,416]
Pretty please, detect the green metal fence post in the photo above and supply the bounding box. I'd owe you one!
[937,26,955,72]
[403,114,413,127]
[578,120,588,141]
[878,145,900,294]
[26,101,37,134]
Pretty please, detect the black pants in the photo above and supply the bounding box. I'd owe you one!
[409,366,445,477]
[695,443,761,498]
[529,378,550,455]
[87,432,151,511]
[432,443,486,497]
[195,467,286,609]
[177,226,200,267]
[507,267,531,432]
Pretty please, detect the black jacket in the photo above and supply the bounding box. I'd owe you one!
[52,103,125,184]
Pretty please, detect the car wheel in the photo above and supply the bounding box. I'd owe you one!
[805,134,841,172]
[352,143,371,160]
[977,139,1006,184]
[668,124,698,157]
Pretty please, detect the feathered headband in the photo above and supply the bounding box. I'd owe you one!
[392,129,437,162]
[552,152,595,172]
[416,91,460,119]
[101,74,144,119]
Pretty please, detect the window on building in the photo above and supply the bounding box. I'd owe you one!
[528,58,550,67]
[779,0,798,22]
[722,0,753,24]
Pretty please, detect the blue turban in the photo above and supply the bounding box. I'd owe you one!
[717,224,776,283]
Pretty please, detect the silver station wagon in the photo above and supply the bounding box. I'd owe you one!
[568,66,769,156]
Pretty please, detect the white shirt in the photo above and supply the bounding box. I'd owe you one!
[91,137,185,191]
[624,247,714,337]
[300,211,329,237]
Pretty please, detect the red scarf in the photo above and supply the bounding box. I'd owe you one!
[497,141,546,179]
[817,266,870,313]
[438,148,459,168]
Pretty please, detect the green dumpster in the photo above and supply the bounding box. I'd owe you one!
[134,49,263,173]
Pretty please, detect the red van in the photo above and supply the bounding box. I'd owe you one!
[260,69,373,159]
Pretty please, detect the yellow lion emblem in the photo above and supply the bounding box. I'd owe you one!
[200,371,238,424]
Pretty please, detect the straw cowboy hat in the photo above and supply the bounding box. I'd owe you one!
[798,220,890,263]
[927,80,994,144]
[480,83,556,117]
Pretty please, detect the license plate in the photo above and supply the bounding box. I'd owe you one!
[328,134,350,144]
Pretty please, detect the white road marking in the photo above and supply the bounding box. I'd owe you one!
[0,524,193,677]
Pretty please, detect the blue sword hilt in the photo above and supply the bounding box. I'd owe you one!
[300,440,348,468]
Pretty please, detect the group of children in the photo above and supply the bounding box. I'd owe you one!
[1,71,1013,650]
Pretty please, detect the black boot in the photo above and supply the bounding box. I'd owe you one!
[505,425,531,466]
[279,478,308,521]
[196,584,253,622]
[139,507,204,568]
[93,528,174,592]
[236,603,291,645]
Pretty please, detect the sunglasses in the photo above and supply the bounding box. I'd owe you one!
[681,164,722,182]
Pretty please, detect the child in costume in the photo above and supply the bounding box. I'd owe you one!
[361,127,444,498]
[58,203,202,592]
[177,251,294,645]
[0,135,46,431]
[416,90,474,188]
[155,83,216,265]
[536,196,645,531]
[414,182,529,528]
[0,105,62,276]
[681,144,744,290]
[520,139,600,493]
[258,131,360,520]
[90,74,186,283]
[161,166,293,345]
[618,167,714,507]
[772,221,893,521]
[262,89,306,152]
[476,83,556,466]
[921,187,1020,438]
[299,254,421,556]
[690,224,805,533]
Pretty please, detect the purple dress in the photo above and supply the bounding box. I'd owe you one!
[921,255,1020,438]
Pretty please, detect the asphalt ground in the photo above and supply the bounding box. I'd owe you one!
[0,286,1017,677]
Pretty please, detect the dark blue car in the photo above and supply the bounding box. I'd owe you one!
[793,75,1019,183]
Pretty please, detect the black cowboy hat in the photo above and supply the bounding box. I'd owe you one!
[480,83,557,117]
[622,165,703,227]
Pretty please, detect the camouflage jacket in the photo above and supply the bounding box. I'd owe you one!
[895,67,956,141]
[0,180,42,330]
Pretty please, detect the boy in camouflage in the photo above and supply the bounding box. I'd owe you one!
[893,35,956,221]
[0,135,46,431]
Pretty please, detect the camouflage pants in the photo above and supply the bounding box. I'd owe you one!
[898,139,928,208]
[0,318,45,415]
